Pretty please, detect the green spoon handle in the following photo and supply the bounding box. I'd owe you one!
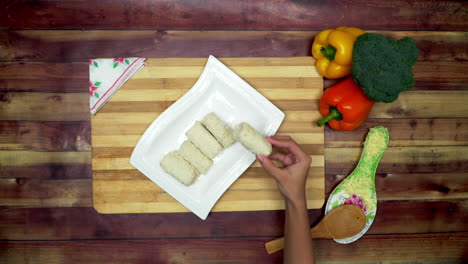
[350,126,390,181]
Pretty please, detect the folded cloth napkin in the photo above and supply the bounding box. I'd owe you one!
[89,57,146,115]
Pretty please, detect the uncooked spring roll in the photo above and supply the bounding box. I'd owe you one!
[186,121,223,159]
[202,113,235,148]
[178,140,213,174]
[234,122,272,155]
[160,151,198,186]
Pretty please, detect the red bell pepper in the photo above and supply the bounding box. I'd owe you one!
[316,77,374,131]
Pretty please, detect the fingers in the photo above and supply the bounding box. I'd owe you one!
[268,135,292,140]
[267,136,308,160]
[257,155,283,180]
[267,136,297,150]
[269,152,295,167]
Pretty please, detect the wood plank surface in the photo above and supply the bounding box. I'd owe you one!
[1,200,465,240]
[4,171,467,209]
[1,0,466,30]
[0,92,89,121]
[326,146,468,174]
[0,121,91,151]
[1,233,466,264]
[2,60,467,93]
[3,90,467,122]
[0,62,87,93]
[325,119,468,147]
[0,163,91,180]
[0,179,92,207]
[1,31,466,62]
[91,57,325,214]
[328,172,468,200]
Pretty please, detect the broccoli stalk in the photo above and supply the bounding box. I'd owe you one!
[352,33,419,103]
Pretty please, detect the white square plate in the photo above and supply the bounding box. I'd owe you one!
[130,56,285,220]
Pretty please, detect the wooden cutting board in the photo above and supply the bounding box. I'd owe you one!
[91,57,325,214]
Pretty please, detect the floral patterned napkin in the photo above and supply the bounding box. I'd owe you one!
[89,57,146,115]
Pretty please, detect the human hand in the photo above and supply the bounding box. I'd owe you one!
[257,136,311,205]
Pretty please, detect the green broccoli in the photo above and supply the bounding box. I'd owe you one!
[352,33,419,103]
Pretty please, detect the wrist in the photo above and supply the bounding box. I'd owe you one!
[285,195,307,210]
[284,187,306,206]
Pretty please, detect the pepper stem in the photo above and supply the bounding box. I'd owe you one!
[316,107,342,127]
[320,45,337,61]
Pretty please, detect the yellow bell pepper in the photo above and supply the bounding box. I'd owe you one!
[312,27,366,79]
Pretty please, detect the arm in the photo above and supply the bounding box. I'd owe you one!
[257,136,315,264]
[283,194,314,264]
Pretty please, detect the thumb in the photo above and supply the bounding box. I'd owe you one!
[257,155,283,179]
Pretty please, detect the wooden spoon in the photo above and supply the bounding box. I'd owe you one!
[264,205,366,254]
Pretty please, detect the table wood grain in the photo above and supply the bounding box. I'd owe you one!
[1,0,467,263]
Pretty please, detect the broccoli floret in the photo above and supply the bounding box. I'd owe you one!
[352,33,419,103]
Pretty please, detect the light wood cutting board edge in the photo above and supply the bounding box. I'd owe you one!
[91,56,325,214]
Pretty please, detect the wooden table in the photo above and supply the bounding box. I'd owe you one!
[1,1,467,263]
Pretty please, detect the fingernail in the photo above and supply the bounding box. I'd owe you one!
[257,155,264,162]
